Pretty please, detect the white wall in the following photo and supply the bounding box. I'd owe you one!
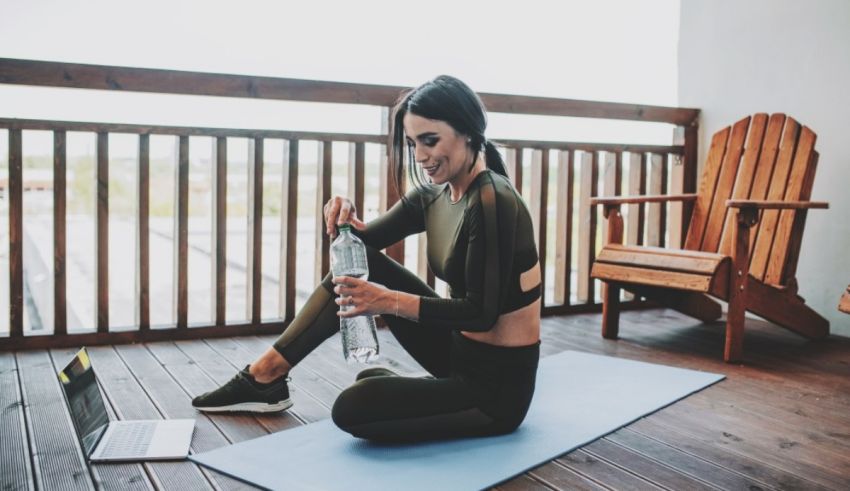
[678,0,850,336]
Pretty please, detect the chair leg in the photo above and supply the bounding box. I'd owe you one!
[601,282,620,339]
[724,294,745,363]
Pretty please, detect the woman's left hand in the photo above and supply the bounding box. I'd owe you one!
[332,276,392,317]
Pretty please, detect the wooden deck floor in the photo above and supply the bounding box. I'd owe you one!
[2,309,849,491]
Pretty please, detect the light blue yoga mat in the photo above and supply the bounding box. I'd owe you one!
[191,351,723,491]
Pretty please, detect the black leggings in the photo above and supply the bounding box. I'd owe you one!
[273,246,539,442]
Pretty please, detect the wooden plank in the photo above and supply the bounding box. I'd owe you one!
[745,278,829,339]
[625,152,645,248]
[175,136,189,329]
[530,149,549,304]
[0,352,34,491]
[600,151,621,251]
[746,114,786,256]
[137,134,150,330]
[280,140,299,320]
[0,321,286,350]
[699,115,749,253]
[9,129,22,336]
[0,118,387,144]
[683,126,731,250]
[78,346,207,490]
[596,245,724,275]
[667,153,684,249]
[212,137,227,326]
[53,131,67,336]
[521,461,607,491]
[492,473,559,490]
[16,350,94,490]
[348,142,365,218]
[624,152,645,302]
[315,141,332,283]
[553,150,572,305]
[632,420,829,491]
[96,132,109,333]
[506,147,524,193]
[718,113,767,256]
[583,438,717,491]
[765,126,817,286]
[591,263,713,292]
[0,58,700,124]
[557,449,665,490]
[247,138,263,325]
[576,151,598,303]
[749,117,800,281]
[673,125,698,238]
[645,153,665,247]
[113,344,253,490]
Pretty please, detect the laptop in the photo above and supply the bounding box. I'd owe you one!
[57,347,195,462]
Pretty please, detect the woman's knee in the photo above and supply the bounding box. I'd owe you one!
[331,383,372,432]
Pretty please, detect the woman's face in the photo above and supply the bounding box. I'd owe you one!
[403,113,472,186]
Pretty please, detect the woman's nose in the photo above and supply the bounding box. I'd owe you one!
[413,145,429,164]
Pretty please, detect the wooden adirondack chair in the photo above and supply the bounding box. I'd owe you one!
[590,113,829,362]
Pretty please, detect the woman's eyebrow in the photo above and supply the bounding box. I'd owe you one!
[413,132,438,140]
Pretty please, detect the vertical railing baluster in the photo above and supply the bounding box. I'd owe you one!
[96,132,109,333]
[212,137,227,327]
[668,153,685,248]
[53,130,67,335]
[247,137,263,325]
[8,129,22,337]
[646,153,666,247]
[507,147,524,192]
[674,125,699,237]
[530,149,549,306]
[624,151,645,301]
[600,151,622,249]
[315,141,332,283]
[348,142,365,217]
[280,140,299,321]
[554,149,572,306]
[577,151,598,304]
[137,134,150,331]
[175,136,189,329]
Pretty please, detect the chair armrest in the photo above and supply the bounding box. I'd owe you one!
[590,193,698,206]
[726,199,829,210]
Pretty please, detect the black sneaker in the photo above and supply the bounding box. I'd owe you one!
[192,366,293,413]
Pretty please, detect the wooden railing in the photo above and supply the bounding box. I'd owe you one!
[0,58,699,349]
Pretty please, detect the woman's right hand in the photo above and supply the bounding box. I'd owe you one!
[323,196,367,237]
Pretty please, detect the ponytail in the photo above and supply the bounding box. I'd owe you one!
[483,140,508,179]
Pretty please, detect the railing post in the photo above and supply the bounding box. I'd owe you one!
[137,134,149,331]
[54,130,67,335]
[8,129,22,337]
[96,132,109,333]
[674,123,699,239]
[212,137,227,327]
[247,137,263,325]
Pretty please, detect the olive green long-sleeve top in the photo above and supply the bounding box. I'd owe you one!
[358,170,541,332]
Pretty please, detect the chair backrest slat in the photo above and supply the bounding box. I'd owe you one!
[764,127,816,285]
[684,113,818,289]
[749,117,800,280]
[700,116,750,252]
[683,126,731,250]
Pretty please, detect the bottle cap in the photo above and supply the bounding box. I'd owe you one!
[337,223,351,232]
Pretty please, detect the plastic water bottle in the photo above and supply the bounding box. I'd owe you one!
[330,223,379,363]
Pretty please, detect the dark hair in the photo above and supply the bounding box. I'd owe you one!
[390,75,508,194]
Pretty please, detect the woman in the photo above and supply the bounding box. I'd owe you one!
[193,75,542,442]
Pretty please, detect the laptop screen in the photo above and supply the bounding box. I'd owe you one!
[58,348,109,456]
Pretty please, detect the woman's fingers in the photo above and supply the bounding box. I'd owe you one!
[323,196,360,236]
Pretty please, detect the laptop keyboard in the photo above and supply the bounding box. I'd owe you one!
[101,421,156,457]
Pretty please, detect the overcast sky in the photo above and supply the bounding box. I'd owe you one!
[0,0,681,142]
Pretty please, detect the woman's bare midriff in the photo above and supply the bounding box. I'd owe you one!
[460,298,541,347]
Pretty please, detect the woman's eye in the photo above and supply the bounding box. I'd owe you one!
[423,137,438,147]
